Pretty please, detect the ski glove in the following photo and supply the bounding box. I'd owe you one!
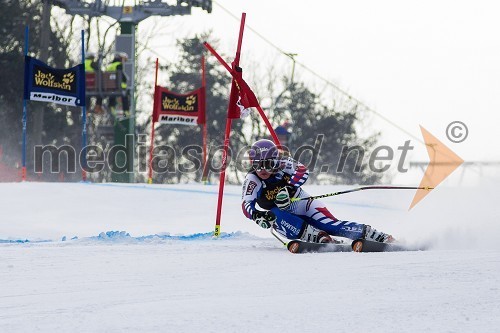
[251,210,277,229]
[275,186,293,210]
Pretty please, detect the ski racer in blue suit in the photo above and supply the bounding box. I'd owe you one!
[241,139,394,244]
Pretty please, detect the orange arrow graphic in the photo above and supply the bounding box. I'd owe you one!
[409,125,464,210]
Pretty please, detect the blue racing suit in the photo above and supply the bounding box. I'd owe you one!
[241,157,365,240]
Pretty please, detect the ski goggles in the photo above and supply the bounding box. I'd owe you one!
[252,158,280,172]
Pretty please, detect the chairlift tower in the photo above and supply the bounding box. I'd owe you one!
[52,0,212,183]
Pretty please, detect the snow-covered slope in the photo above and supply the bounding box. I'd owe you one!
[1,182,499,332]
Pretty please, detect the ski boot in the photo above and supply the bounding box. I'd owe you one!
[363,225,395,243]
[300,224,333,243]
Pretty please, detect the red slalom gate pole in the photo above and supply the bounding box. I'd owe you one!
[213,13,246,237]
[148,59,159,184]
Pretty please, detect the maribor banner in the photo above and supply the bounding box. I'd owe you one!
[147,57,207,184]
[21,28,88,182]
[152,86,206,126]
[23,56,86,107]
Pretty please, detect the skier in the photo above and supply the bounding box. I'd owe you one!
[241,139,394,244]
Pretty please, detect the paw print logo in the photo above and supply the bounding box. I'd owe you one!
[186,95,196,106]
[62,72,74,84]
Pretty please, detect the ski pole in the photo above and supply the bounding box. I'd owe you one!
[270,225,287,246]
[291,185,433,202]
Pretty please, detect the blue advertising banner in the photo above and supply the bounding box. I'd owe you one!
[23,56,85,106]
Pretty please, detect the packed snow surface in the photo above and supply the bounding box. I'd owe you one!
[1,182,499,332]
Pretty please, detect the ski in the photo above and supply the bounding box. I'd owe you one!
[287,239,427,254]
[287,240,352,254]
[351,239,426,252]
